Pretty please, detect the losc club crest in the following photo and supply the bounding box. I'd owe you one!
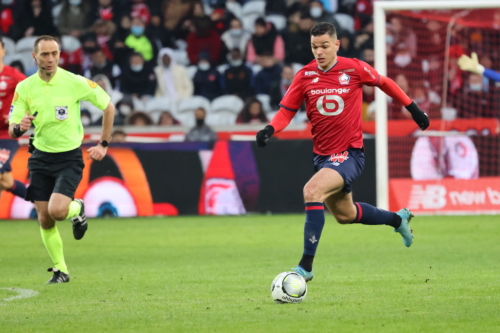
[338,73,350,85]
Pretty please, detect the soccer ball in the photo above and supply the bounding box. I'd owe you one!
[270,272,307,303]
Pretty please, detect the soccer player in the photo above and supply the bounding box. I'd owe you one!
[256,23,429,282]
[0,37,28,201]
[458,52,500,82]
[8,35,115,284]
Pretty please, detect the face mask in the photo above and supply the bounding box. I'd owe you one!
[281,78,292,85]
[230,29,243,36]
[69,0,82,5]
[196,118,205,127]
[386,35,394,45]
[83,47,97,54]
[2,0,13,5]
[119,105,132,115]
[393,54,412,67]
[131,26,144,36]
[229,59,243,67]
[469,84,482,91]
[198,62,210,71]
[310,7,322,18]
[81,116,91,126]
[131,64,143,72]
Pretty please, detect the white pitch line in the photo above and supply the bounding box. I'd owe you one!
[1,288,39,302]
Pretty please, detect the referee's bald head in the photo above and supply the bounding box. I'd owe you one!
[33,35,60,54]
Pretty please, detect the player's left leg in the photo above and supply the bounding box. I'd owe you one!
[323,184,414,247]
[0,172,27,199]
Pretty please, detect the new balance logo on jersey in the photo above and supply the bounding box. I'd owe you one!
[311,88,350,95]
[311,77,319,83]
[330,151,349,165]
[338,73,350,85]
[305,71,319,76]
[309,235,318,244]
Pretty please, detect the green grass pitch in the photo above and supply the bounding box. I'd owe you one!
[1,214,499,332]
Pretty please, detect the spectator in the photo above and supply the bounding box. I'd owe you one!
[309,1,342,34]
[270,64,293,110]
[146,15,176,49]
[154,48,194,99]
[186,16,222,65]
[0,0,20,35]
[284,13,316,65]
[120,52,157,98]
[193,52,222,101]
[162,0,194,33]
[80,109,93,127]
[84,49,121,88]
[287,0,311,20]
[388,73,410,120]
[236,97,268,124]
[388,16,417,57]
[185,107,218,142]
[353,19,374,54]
[210,7,235,36]
[92,19,117,61]
[11,0,59,41]
[387,42,421,79]
[80,34,99,73]
[360,47,374,66]
[221,18,251,56]
[9,60,25,75]
[115,15,132,41]
[86,0,122,27]
[457,73,497,118]
[111,97,135,126]
[221,48,254,100]
[254,54,281,95]
[247,18,285,64]
[125,16,155,62]
[127,111,154,126]
[158,111,180,126]
[337,31,357,58]
[130,0,150,24]
[111,129,127,143]
[265,0,287,16]
[57,0,92,38]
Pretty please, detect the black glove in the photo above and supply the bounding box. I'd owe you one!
[405,101,430,130]
[256,125,275,148]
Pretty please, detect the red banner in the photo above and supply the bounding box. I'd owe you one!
[389,178,500,214]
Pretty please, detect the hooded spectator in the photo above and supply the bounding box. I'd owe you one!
[154,48,193,99]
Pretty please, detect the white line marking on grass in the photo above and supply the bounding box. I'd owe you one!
[0,288,39,302]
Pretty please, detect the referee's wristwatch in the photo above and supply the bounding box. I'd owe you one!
[99,140,109,148]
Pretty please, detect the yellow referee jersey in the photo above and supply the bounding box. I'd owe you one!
[9,68,110,153]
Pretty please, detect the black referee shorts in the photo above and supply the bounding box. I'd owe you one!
[25,147,84,202]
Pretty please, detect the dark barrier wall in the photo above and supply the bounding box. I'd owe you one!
[1,139,376,218]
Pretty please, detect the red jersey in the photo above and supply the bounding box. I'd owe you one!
[0,65,26,139]
[280,57,379,155]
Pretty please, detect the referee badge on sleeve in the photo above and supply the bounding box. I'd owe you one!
[55,106,69,120]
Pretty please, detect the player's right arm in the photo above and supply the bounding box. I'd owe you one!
[8,85,35,139]
[256,71,305,148]
[458,52,500,82]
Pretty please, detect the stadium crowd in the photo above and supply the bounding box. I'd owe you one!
[1,0,496,130]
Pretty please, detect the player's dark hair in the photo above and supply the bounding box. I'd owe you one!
[33,35,59,53]
[310,22,337,39]
[0,36,4,49]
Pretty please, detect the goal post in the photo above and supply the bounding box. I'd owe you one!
[373,0,500,213]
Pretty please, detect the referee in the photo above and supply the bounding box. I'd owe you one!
[8,35,115,284]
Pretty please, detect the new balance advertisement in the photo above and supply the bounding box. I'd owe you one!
[0,140,377,219]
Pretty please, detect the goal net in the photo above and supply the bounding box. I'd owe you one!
[374,1,500,214]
